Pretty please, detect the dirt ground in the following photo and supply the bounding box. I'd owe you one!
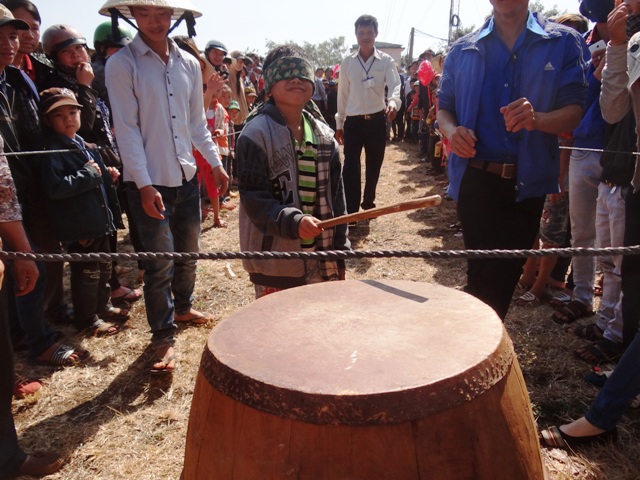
[12,140,640,479]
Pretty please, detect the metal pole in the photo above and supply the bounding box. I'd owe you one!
[408,27,414,63]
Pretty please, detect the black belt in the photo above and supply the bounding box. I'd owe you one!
[602,180,626,189]
[349,110,385,120]
[468,159,517,180]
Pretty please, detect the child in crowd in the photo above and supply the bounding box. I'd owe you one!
[236,44,350,298]
[39,88,124,336]
[174,36,228,228]
[409,81,423,142]
[226,100,241,197]
[40,23,142,306]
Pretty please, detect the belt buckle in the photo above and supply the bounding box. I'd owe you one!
[501,164,515,179]
[363,113,373,120]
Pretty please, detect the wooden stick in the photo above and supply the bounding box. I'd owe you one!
[317,195,442,229]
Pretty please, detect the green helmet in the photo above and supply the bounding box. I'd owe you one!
[93,21,132,48]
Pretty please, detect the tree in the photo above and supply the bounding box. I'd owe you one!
[449,24,476,44]
[264,37,348,69]
[530,1,564,18]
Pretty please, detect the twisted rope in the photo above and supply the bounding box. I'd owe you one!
[2,245,640,263]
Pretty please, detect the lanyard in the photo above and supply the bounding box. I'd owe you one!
[358,55,375,79]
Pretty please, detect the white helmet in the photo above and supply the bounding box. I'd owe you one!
[98,0,202,20]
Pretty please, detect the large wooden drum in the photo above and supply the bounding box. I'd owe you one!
[183,280,545,480]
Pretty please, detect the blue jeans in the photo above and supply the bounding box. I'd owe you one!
[568,150,602,308]
[2,257,55,359]
[586,324,640,431]
[125,178,201,343]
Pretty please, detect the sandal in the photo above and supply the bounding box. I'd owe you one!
[174,308,214,326]
[551,300,593,325]
[549,290,572,308]
[150,345,175,374]
[572,323,604,342]
[100,306,130,322]
[111,286,142,303]
[85,319,121,337]
[574,339,624,365]
[213,219,227,228]
[594,273,604,296]
[34,343,88,367]
[514,290,549,307]
[540,425,617,449]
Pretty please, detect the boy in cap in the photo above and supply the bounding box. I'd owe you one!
[101,0,228,373]
[236,43,350,298]
[39,87,123,337]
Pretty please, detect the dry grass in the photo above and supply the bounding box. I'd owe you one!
[12,141,640,479]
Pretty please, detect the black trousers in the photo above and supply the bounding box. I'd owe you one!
[342,114,386,214]
[622,188,640,347]
[67,235,112,330]
[457,167,545,320]
[0,302,26,477]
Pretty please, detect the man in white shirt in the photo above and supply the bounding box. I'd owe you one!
[336,14,401,214]
[102,0,228,373]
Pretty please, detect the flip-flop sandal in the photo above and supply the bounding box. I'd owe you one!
[150,346,175,374]
[514,291,549,308]
[85,319,122,337]
[174,309,214,325]
[574,339,624,365]
[111,286,143,302]
[34,343,89,367]
[572,323,605,341]
[540,425,617,449]
[551,300,594,325]
[549,290,572,307]
[100,306,130,322]
[213,219,228,228]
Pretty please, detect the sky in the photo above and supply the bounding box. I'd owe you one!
[37,0,583,58]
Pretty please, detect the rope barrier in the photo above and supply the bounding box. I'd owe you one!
[2,245,639,263]
[2,130,241,158]
[2,140,638,159]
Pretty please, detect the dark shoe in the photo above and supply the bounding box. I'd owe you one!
[574,338,624,365]
[572,323,604,341]
[551,300,593,325]
[15,451,66,477]
[540,425,617,449]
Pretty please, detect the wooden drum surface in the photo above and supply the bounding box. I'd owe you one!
[183,280,545,480]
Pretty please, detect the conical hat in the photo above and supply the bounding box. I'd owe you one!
[98,0,202,20]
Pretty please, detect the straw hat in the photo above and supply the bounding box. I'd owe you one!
[98,0,202,20]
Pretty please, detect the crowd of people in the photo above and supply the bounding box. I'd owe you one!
[2,0,640,476]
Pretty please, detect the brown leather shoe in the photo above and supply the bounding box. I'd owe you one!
[15,452,66,477]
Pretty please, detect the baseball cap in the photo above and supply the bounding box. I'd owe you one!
[628,32,640,89]
[227,100,240,111]
[40,88,83,115]
[579,0,614,23]
[0,5,29,30]
[244,85,257,97]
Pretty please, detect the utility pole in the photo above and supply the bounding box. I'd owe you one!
[408,27,414,63]
[448,0,461,44]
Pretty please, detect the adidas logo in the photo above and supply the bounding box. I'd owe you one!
[544,62,555,71]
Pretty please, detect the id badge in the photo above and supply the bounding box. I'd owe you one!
[363,77,375,89]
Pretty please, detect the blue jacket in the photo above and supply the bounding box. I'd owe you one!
[41,133,121,243]
[438,13,588,201]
